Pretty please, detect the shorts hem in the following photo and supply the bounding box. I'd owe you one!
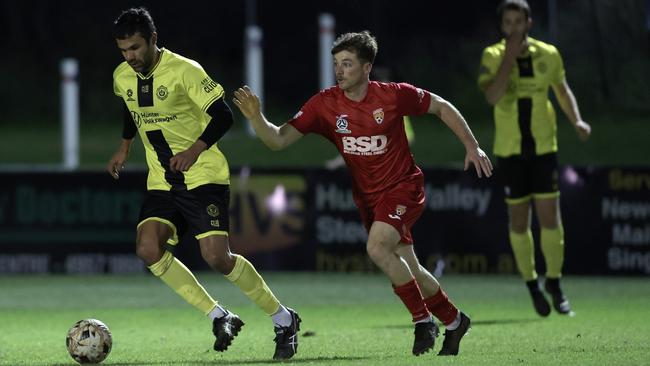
[137,217,179,245]
[505,195,532,205]
[195,230,229,240]
[532,191,560,200]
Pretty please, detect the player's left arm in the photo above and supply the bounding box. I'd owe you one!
[427,93,493,178]
[169,98,233,173]
[551,79,591,142]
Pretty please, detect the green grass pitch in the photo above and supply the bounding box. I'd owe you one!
[0,273,648,365]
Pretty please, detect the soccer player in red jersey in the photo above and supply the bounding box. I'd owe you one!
[233,31,492,356]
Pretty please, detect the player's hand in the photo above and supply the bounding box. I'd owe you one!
[464,147,493,178]
[574,120,591,142]
[107,150,128,179]
[169,148,200,173]
[504,31,528,60]
[232,86,262,120]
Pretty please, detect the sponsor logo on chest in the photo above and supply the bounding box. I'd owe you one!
[342,135,387,156]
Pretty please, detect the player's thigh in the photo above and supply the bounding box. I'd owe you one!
[198,232,232,261]
[136,190,185,263]
[531,153,560,199]
[175,184,231,240]
[367,221,401,255]
[372,179,426,245]
[136,220,173,254]
[497,156,533,205]
[530,153,561,228]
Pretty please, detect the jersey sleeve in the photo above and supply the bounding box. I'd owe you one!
[287,94,322,135]
[182,61,225,111]
[113,79,121,97]
[478,47,499,88]
[394,83,431,116]
[550,46,566,86]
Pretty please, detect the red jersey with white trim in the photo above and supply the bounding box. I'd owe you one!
[289,81,431,200]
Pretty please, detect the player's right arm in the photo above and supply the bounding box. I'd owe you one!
[480,31,527,105]
[232,85,303,151]
[107,103,136,179]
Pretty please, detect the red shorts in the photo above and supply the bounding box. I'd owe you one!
[354,177,425,245]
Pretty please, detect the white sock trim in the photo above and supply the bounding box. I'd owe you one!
[271,304,292,327]
[446,312,462,330]
[207,304,227,321]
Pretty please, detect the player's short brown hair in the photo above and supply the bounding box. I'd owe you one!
[497,0,531,21]
[331,31,378,65]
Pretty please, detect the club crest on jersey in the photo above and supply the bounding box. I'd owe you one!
[126,89,135,101]
[335,114,351,133]
[156,85,168,101]
[373,108,384,124]
[396,205,407,216]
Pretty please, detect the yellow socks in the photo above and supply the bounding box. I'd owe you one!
[148,252,282,317]
[148,251,217,315]
[225,254,280,315]
[541,225,565,278]
[509,229,537,281]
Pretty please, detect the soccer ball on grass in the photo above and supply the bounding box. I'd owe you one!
[66,319,112,364]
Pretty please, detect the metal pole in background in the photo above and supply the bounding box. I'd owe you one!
[244,0,261,136]
[319,13,335,90]
[60,58,79,170]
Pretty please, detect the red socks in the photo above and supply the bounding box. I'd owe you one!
[424,288,459,326]
[393,279,430,322]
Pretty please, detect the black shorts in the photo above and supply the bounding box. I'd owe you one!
[496,153,560,204]
[137,184,230,244]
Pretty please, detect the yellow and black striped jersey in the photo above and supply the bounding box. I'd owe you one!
[479,37,565,158]
[113,48,229,191]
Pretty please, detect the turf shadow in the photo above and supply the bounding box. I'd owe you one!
[85,355,368,365]
[377,317,542,329]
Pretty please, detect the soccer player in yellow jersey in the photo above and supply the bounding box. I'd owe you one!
[479,0,592,317]
[106,8,300,359]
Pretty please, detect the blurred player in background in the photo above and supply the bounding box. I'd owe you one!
[107,7,300,360]
[234,31,493,356]
[325,67,414,169]
[478,0,591,317]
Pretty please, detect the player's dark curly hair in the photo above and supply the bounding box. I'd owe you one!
[331,31,378,65]
[113,7,156,42]
[497,0,531,21]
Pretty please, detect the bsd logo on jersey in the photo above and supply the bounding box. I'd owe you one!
[342,135,387,155]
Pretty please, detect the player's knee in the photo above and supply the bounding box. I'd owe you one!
[366,240,387,262]
[202,250,235,274]
[135,238,164,266]
[509,218,528,233]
